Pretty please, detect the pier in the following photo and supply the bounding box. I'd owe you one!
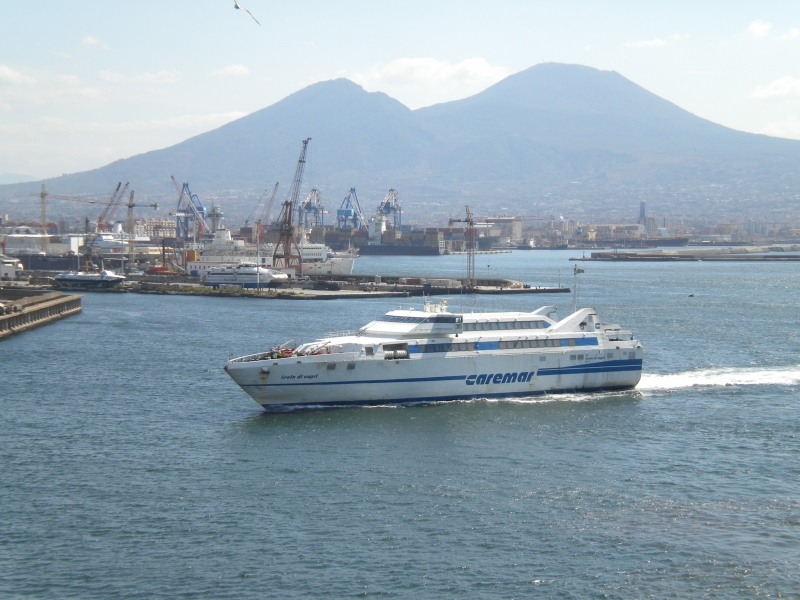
[0,288,82,339]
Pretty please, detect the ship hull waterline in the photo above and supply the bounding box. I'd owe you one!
[225,350,642,410]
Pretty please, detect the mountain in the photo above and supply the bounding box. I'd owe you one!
[3,63,799,220]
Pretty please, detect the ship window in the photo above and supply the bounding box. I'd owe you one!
[365,347,373,356]
[570,354,576,360]
[539,355,546,361]
[378,315,428,323]
[568,339,576,347]
[577,354,584,360]
[347,363,355,370]
[607,352,613,358]
[327,363,336,370]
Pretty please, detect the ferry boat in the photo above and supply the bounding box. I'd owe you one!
[204,263,289,289]
[54,269,126,289]
[224,299,643,410]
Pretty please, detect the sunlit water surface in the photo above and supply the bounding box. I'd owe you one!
[2,251,798,598]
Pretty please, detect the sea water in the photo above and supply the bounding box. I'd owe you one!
[1,250,798,597]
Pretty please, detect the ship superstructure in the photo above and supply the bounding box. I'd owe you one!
[224,299,643,410]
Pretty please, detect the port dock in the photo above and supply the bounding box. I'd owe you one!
[0,288,82,339]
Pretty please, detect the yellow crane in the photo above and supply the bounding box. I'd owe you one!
[29,184,113,254]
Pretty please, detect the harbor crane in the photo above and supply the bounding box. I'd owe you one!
[273,138,310,270]
[449,205,477,289]
[170,176,209,241]
[244,183,281,243]
[377,188,402,230]
[299,188,324,231]
[125,191,159,268]
[96,182,129,232]
[244,189,269,228]
[29,183,123,254]
[337,188,367,231]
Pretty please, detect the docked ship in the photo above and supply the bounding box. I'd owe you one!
[224,299,643,410]
[204,263,289,289]
[54,269,126,289]
[185,227,355,277]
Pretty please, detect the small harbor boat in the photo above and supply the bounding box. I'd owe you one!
[54,269,126,289]
[203,263,289,289]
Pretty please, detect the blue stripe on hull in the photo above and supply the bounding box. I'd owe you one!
[257,383,639,411]
[241,359,643,388]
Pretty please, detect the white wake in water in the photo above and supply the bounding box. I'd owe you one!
[637,365,800,391]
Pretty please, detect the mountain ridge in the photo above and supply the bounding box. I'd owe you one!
[2,62,799,220]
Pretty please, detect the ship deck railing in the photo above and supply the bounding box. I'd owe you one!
[228,338,295,363]
[323,329,357,338]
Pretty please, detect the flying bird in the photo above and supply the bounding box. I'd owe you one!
[233,0,260,25]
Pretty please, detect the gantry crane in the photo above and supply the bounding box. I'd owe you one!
[170,176,209,241]
[337,188,367,231]
[377,188,402,229]
[449,205,476,289]
[273,138,310,270]
[299,188,324,231]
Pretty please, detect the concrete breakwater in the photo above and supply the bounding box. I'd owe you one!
[573,245,800,261]
[0,288,82,339]
[53,280,570,300]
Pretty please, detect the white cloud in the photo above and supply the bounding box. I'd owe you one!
[80,36,108,49]
[99,70,123,82]
[746,20,771,40]
[212,64,250,77]
[352,58,508,90]
[757,115,800,140]
[99,70,178,84]
[55,74,81,86]
[783,28,800,39]
[0,65,36,85]
[751,76,800,99]
[624,38,667,48]
[134,71,178,84]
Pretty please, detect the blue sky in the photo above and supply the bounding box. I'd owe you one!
[2,1,800,180]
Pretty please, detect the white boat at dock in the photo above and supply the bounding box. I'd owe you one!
[203,263,289,289]
[54,269,126,289]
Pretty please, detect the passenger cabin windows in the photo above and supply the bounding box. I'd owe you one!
[463,320,547,331]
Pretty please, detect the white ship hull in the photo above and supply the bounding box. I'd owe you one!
[225,348,641,409]
[225,303,642,410]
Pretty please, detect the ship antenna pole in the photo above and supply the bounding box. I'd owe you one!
[572,265,578,315]
[256,219,261,293]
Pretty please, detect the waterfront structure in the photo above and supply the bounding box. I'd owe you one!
[0,289,82,339]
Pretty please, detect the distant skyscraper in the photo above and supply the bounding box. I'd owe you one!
[639,201,646,224]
